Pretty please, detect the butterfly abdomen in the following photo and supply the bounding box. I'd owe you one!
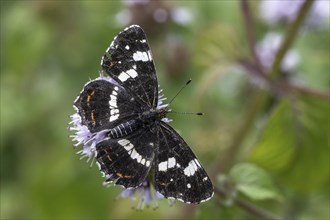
[108,119,141,139]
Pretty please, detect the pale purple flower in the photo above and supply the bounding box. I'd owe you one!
[154,8,169,23]
[115,1,193,26]
[119,180,164,210]
[69,113,108,164]
[115,9,132,27]
[259,0,330,29]
[171,7,193,25]
[68,76,119,164]
[256,32,300,73]
[158,88,172,123]
[157,88,168,109]
[122,0,149,6]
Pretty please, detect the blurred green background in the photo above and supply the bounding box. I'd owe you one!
[1,1,329,219]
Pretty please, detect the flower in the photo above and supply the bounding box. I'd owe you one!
[68,76,119,164]
[170,7,193,26]
[118,180,165,210]
[255,32,300,73]
[115,0,193,28]
[248,32,301,90]
[259,0,330,30]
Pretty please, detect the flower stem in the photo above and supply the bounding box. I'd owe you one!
[269,0,315,79]
[240,0,265,76]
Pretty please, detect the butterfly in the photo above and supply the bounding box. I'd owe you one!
[70,25,213,204]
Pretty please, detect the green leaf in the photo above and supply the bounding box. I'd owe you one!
[249,97,329,193]
[229,163,280,201]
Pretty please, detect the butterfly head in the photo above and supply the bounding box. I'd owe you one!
[140,108,170,126]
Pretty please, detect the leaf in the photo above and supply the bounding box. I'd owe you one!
[249,97,329,193]
[229,163,280,201]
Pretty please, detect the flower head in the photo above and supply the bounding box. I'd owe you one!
[259,0,330,30]
[68,88,109,165]
[115,0,193,28]
[118,180,164,210]
[256,32,300,73]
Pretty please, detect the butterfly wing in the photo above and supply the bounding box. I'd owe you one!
[73,78,144,133]
[101,25,158,109]
[72,25,214,203]
[96,128,157,188]
[154,122,214,204]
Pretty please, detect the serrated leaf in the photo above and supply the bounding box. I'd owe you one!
[229,163,280,201]
[249,97,329,193]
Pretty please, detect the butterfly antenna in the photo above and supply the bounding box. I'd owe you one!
[166,79,204,116]
[167,79,192,106]
[168,111,204,116]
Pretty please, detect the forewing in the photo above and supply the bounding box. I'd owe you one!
[154,123,214,204]
[95,128,157,188]
[101,25,158,108]
[74,78,143,132]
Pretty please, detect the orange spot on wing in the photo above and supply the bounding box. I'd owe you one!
[159,182,170,186]
[87,95,91,106]
[115,170,132,179]
[87,91,95,106]
[116,172,123,178]
[106,61,120,69]
[91,111,96,127]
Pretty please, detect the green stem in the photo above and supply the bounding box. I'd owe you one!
[269,0,315,79]
[240,0,265,76]
[214,187,280,220]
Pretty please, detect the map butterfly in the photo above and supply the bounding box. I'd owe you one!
[70,25,214,204]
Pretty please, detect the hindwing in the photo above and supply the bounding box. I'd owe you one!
[154,122,214,204]
[96,128,157,188]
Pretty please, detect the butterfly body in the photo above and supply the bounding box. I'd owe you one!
[71,25,213,204]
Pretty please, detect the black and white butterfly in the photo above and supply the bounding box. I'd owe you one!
[70,25,213,204]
